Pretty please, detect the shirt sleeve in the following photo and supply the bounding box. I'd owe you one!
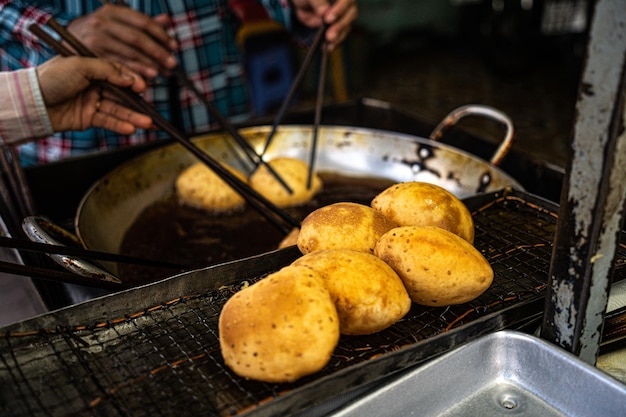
[0,67,54,145]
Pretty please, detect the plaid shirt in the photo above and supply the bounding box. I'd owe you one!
[0,0,303,165]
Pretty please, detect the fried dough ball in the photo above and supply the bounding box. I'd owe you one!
[297,202,398,255]
[293,249,411,335]
[277,227,300,249]
[249,157,323,208]
[176,162,247,213]
[374,226,493,307]
[219,265,339,383]
[371,181,475,244]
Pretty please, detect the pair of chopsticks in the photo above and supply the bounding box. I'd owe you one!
[29,20,300,235]
[174,66,293,194]
[257,23,330,192]
[0,146,37,229]
[101,0,293,194]
[100,0,328,193]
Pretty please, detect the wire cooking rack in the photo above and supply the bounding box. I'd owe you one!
[1,188,625,417]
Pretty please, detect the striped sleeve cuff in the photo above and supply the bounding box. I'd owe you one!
[0,67,54,145]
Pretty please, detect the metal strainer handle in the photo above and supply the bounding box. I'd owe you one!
[22,216,120,283]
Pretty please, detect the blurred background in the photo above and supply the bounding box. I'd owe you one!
[295,0,590,170]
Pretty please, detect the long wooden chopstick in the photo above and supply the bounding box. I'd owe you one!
[0,146,36,219]
[170,67,293,194]
[45,18,94,57]
[307,45,328,189]
[29,22,300,235]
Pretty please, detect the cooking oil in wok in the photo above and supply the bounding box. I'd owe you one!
[119,173,395,286]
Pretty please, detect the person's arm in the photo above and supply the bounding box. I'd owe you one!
[0,1,177,79]
[0,67,51,142]
[0,56,153,145]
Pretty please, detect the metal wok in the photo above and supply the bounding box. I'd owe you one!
[25,105,523,282]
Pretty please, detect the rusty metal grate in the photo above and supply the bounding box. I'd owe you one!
[1,188,625,417]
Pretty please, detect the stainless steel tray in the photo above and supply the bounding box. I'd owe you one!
[332,330,626,417]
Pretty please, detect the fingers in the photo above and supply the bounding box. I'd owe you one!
[291,0,358,51]
[67,4,178,79]
[323,0,358,50]
[101,14,177,75]
[92,97,153,134]
[119,9,177,51]
[291,1,320,27]
[73,57,147,94]
[299,0,330,24]
[107,62,148,93]
[39,56,152,134]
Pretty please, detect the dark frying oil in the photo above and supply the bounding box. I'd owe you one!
[119,173,395,286]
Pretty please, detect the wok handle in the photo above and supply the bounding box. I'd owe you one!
[429,104,515,166]
[22,216,120,283]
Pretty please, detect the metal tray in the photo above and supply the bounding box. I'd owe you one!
[1,188,625,417]
[332,330,626,417]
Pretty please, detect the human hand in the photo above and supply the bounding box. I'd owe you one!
[66,4,178,78]
[36,56,153,135]
[291,0,358,50]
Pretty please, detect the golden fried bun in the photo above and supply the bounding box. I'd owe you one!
[176,162,247,213]
[297,202,398,255]
[374,226,493,307]
[219,265,339,383]
[249,157,323,208]
[293,249,411,335]
[277,227,300,249]
[371,181,475,244]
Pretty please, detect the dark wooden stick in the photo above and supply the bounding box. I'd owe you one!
[29,23,300,235]
[46,18,97,57]
[29,23,77,57]
[308,45,328,189]
[0,147,36,218]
